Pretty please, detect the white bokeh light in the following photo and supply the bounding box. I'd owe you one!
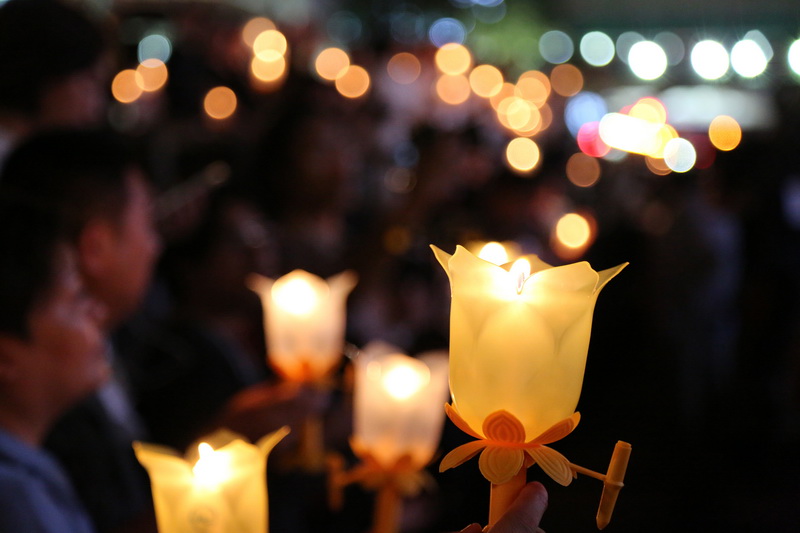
[628,41,667,80]
[539,30,574,64]
[731,39,768,78]
[788,39,800,76]
[691,40,729,80]
[580,31,615,67]
[663,138,696,173]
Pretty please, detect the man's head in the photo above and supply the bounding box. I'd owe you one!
[0,194,108,437]
[0,0,108,126]
[0,129,161,329]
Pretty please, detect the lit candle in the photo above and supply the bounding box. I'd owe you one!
[248,269,357,383]
[431,244,628,527]
[335,343,449,533]
[134,427,289,533]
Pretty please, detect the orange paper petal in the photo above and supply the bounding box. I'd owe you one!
[482,410,526,443]
[478,446,526,484]
[529,412,581,445]
[527,446,573,486]
[445,403,482,439]
[439,440,487,472]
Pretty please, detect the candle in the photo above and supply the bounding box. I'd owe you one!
[134,427,289,533]
[248,269,357,383]
[329,343,449,533]
[431,244,628,526]
[351,342,449,471]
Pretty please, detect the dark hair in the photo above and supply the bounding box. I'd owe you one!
[0,0,106,114]
[0,128,138,242]
[0,196,67,339]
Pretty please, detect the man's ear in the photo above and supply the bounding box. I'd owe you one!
[76,219,117,279]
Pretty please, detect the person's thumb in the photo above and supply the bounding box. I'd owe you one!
[489,482,548,533]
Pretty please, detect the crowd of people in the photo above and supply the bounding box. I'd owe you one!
[2,0,800,532]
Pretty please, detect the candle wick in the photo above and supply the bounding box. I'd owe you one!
[516,271,526,294]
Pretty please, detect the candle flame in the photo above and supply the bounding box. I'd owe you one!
[478,241,509,265]
[272,277,319,315]
[510,258,531,294]
[382,363,429,401]
[193,442,231,488]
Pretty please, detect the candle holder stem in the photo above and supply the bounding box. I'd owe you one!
[298,414,326,472]
[373,483,401,533]
[488,466,527,527]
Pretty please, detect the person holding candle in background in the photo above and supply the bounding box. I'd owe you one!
[0,175,107,532]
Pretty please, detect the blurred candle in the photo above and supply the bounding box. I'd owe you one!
[134,427,289,533]
[248,270,357,383]
[350,343,449,533]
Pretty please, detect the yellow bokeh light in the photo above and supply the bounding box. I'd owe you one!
[708,115,742,151]
[204,86,237,119]
[505,137,541,173]
[628,97,667,123]
[489,82,516,110]
[477,241,510,265]
[382,363,428,401]
[387,52,421,85]
[644,156,672,176]
[335,65,370,98]
[497,97,541,134]
[436,74,471,105]
[135,59,168,92]
[599,112,677,157]
[251,55,286,83]
[242,17,276,47]
[550,64,584,97]
[515,71,550,107]
[435,43,472,75]
[555,212,592,249]
[253,29,288,62]
[315,47,350,81]
[565,152,601,187]
[111,69,143,103]
[469,64,504,98]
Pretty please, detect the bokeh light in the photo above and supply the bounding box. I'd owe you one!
[580,31,615,67]
[663,137,697,172]
[550,64,583,96]
[477,241,510,265]
[691,40,730,80]
[566,152,602,187]
[489,82,516,110]
[469,64,504,97]
[138,34,172,64]
[731,39,768,78]
[788,39,800,76]
[577,121,610,158]
[628,41,668,80]
[387,52,422,85]
[135,59,168,92]
[599,112,676,157]
[335,65,371,98]
[564,91,607,137]
[505,137,541,172]
[654,31,685,66]
[615,32,644,64]
[315,47,350,81]
[708,115,742,151]
[251,55,287,83]
[515,71,550,107]
[254,29,288,62]
[435,43,472,75]
[204,86,237,119]
[436,74,471,105]
[645,156,672,176]
[628,97,667,124]
[429,17,466,47]
[327,11,363,45]
[111,69,143,103]
[555,212,592,248]
[242,17,276,47]
[539,30,574,64]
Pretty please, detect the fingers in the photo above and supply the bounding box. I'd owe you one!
[489,482,548,533]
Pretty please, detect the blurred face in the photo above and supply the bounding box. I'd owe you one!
[101,172,161,327]
[28,247,108,406]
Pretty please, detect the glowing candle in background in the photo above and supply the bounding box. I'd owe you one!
[134,427,289,533]
[248,269,357,383]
